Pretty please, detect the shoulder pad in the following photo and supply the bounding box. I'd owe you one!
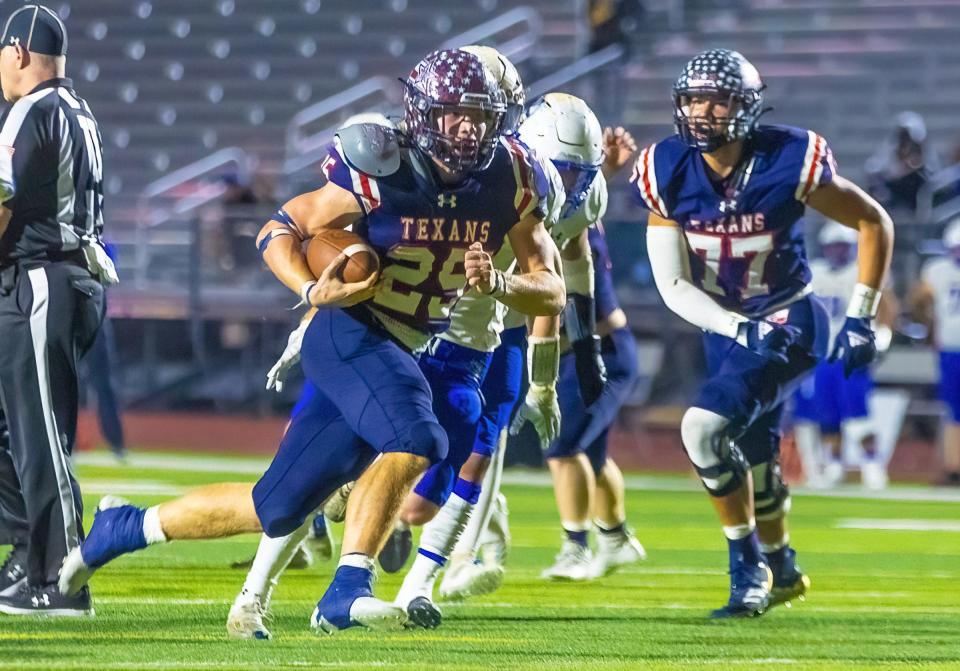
[334,123,401,177]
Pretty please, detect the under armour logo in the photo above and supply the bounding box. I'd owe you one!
[719,199,738,214]
[8,37,19,46]
[437,193,457,208]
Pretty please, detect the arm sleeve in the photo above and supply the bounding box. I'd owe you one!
[0,100,43,204]
[647,224,746,339]
[795,130,838,202]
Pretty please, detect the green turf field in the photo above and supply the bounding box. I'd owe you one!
[2,451,959,671]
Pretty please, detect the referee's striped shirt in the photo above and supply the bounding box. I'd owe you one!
[0,76,104,262]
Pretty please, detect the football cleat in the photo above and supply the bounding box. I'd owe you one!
[226,589,271,640]
[822,460,844,487]
[323,482,354,524]
[311,565,406,634]
[0,545,27,597]
[540,539,593,581]
[58,497,145,597]
[0,582,93,617]
[377,523,412,574]
[307,514,336,562]
[403,595,442,629]
[438,557,504,601]
[589,527,647,578]
[710,560,773,619]
[766,547,810,608]
[861,459,889,491]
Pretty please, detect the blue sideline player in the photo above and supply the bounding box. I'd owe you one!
[58,49,565,635]
[634,49,893,617]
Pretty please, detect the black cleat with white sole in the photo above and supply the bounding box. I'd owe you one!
[0,546,27,597]
[405,596,442,629]
[0,582,93,617]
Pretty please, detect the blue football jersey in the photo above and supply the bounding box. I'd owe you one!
[630,124,837,316]
[322,129,549,350]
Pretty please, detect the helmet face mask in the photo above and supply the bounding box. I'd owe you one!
[552,159,600,218]
[404,49,507,174]
[673,49,765,152]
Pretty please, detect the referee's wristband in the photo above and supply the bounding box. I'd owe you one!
[300,280,317,306]
[846,283,881,319]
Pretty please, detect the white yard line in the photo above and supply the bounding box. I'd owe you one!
[836,518,960,532]
[74,452,960,504]
[81,479,184,497]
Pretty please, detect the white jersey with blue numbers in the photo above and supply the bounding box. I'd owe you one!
[440,142,566,352]
[810,259,858,342]
[922,257,960,351]
[631,124,838,318]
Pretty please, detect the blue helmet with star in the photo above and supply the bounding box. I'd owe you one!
[672,49,766,152]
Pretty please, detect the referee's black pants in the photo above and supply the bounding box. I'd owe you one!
[0,260,104,585]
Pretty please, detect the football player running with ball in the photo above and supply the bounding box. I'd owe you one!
[632,49,893,617]
[59,49,565,635]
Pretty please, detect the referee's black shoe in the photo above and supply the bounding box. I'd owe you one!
[0,546,27,597]
[0,581,93,617]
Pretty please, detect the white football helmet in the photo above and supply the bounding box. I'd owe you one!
[461,45,525,132]
[944,218,960,250]
[519,93,604,218]
[817,221,858,246]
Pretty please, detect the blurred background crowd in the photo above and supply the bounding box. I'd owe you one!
[56,0,960,487]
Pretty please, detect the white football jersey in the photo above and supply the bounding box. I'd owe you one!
[440,154,566,351]
[922,256,960,351]
[810,258,858,342]
[501,168,609,332]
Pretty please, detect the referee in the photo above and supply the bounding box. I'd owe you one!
[0,5,115,616]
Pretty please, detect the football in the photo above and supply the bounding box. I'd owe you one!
[305,228,380,284]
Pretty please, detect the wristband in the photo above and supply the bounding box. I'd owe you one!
[485,269,507,299]
[300,280,317,306]
[846,283,881,319]
[527,335,560,385]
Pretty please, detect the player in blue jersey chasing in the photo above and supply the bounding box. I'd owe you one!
[58,49,566,636]
[632,49,893,618]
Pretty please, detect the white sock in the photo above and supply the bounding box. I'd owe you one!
[241,520,311,601]
[452,443,504,561]
[396,493,474,604]
[338,553,375,572]
[722,520,756,540]
[759,533,789,553]
[143,506,167,545]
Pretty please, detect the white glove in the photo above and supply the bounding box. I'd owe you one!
[509,382,561,450]
[266,319,307,392]
[82,242,120,286]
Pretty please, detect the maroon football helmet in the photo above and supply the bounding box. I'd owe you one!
[404,49,507,173]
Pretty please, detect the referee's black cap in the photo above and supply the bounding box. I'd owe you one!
[1,4,67,56]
